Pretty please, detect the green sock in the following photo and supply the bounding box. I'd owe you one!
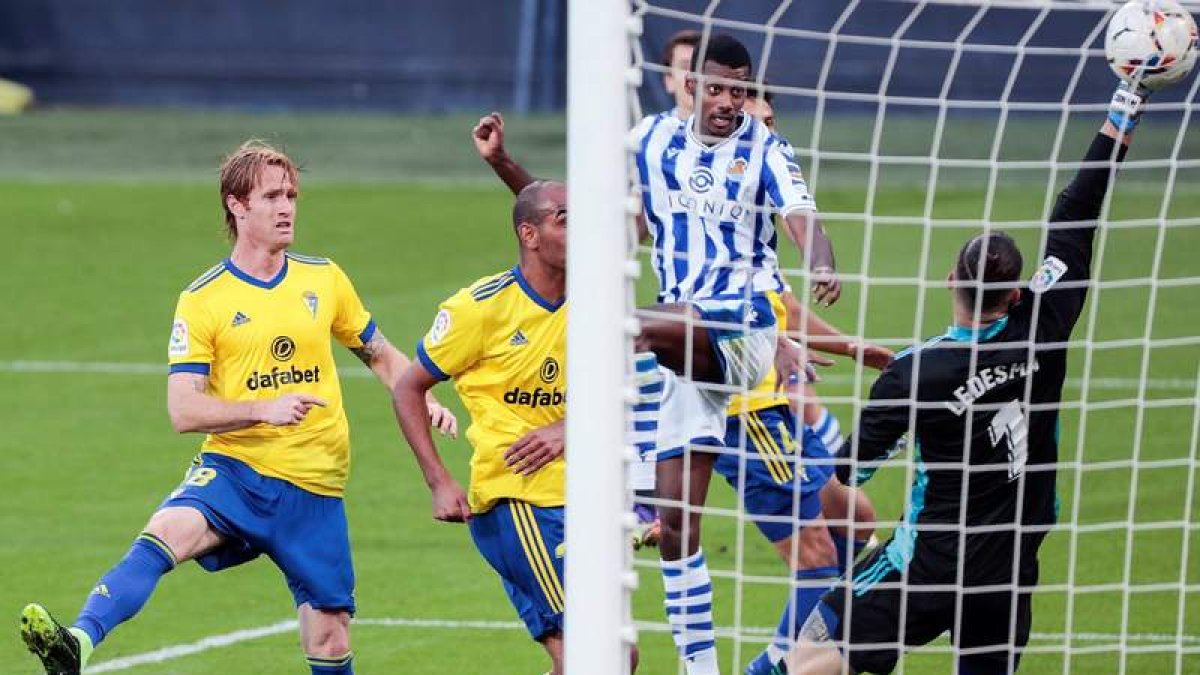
[68,627,93,668]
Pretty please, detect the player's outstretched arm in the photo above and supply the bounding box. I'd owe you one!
[834,367,912,487]
[1034,82,1143,342]
[392,362,472,522]
[351,329,457,437]
[166,372,326,433]
[473,112,537,196]
[784,291,893,369]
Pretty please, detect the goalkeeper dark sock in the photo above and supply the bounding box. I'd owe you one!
[308,652,353,673]
[73,532,176,647]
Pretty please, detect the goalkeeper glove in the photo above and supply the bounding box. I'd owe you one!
[1108,81,1150,133]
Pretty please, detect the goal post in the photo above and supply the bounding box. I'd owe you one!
[564,1,634,673]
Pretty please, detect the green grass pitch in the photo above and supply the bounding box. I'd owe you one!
[0,109,1198,673]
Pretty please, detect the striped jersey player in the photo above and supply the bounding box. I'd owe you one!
[628,34,840,675]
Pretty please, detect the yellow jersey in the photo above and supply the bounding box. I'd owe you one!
[726,289,790,415]
[167,252,374,497]
[417,266,566,514]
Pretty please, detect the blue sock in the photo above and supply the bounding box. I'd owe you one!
[764,565,839,664]
[308,652,354,673]
[832,534,869,576]
[73,533,176,647]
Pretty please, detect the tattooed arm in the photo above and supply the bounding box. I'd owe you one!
[166,372,326,434]
[350,329,459,438]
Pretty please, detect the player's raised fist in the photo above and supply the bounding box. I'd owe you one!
[472,111,507,163]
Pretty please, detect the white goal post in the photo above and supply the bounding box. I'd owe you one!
[565,2,635,674]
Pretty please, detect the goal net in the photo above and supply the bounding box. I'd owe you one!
[566,1,1200,674]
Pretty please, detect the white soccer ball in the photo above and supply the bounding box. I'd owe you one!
[1106,0,1198,90]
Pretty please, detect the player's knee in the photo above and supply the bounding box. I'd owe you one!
[302,611,351,657]
[144,506,215,563]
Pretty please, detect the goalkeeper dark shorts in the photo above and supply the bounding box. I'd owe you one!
[804,543,1035,674]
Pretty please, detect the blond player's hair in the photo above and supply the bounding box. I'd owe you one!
[218,140,299,240]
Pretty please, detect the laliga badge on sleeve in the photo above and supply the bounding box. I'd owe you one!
[428,309,451,345]
[169,319,189,357]
[1029,256,1068,293]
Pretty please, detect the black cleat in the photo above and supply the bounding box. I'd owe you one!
[20,603,82,675]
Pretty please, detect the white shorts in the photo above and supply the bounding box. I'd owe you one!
[626,295,777,490]
[655,319,776,463]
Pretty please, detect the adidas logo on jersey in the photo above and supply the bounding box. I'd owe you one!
[91,584,111,598]
[231,311,251,327]
[510,329,529,346]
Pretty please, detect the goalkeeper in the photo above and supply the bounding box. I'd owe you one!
[789,81,1156,675]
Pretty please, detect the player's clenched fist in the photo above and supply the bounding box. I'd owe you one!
[257,394,327,426]
[430,479,472,523]
[472,111,506,163]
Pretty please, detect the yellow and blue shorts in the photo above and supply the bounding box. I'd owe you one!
[716,404,833,542]
[469,499,565,640]
[161,453,355,613]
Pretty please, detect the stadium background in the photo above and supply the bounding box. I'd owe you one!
[1,1,1197,672]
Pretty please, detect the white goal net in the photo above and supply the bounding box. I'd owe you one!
[567,1,1200,674]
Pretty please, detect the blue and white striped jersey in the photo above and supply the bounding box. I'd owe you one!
[633,111,817,303]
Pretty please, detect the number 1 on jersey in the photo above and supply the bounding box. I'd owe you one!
[988,399,1028,481]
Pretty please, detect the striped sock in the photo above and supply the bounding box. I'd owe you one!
[307,652,353,674]
[764,566,839,665]
[813,406,843,456]
[628,352,663,491]
[662,549,719,675]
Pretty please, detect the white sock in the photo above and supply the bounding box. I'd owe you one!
[662,548,719,675]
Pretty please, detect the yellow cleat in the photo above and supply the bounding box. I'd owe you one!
[20,603,83,675]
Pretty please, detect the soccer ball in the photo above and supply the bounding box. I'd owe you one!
[1106,0,1198,90]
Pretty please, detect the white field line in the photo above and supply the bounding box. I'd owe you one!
[3,360,1197,392]
[86,619,297,673]
[83,616,1200,672]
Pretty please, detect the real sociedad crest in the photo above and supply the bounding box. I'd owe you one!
[302,291,318,319]
[688,166,716,194]
[726,157,747,179]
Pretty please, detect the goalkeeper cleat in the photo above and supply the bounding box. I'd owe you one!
[20,603,83,675]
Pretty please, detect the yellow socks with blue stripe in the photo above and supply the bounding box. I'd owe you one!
[308,652,354,673]
[628,352,663,491]
[73,533,176,648]
[662,549,719,675]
